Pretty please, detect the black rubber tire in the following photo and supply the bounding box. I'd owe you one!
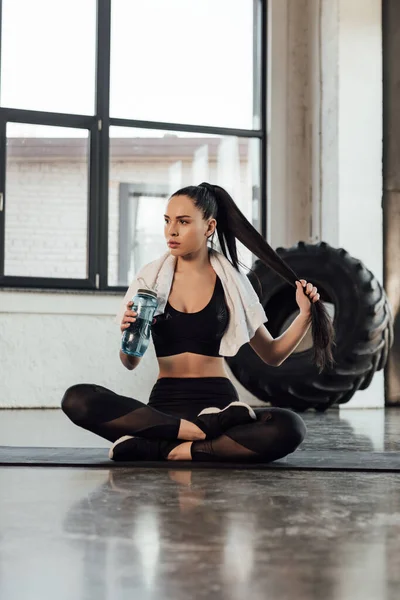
[225,241,394,411]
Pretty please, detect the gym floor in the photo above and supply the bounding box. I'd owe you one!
[0,408,399,600]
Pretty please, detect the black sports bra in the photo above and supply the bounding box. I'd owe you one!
[151,275,229,358]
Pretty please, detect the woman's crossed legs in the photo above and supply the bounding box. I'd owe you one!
[61,383,306,463]
[170,408,306,463]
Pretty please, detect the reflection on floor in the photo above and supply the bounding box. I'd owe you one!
[1,408,400,600]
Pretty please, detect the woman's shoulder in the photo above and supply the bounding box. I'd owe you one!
[135,251,170,277]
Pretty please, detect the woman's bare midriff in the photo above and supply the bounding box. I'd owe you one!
[156,264,230,379]
[157,353,230,379]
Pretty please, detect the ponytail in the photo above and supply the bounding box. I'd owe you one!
[171,183,336,373]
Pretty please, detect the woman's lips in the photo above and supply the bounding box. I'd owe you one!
[168,242,180,247]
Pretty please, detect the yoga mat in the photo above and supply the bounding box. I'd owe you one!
[0,447,399,472]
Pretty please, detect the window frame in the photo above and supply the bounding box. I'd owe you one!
[0,0,267,292]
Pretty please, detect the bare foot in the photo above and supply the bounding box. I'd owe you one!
[167,441,193,460]
[178,420,205,441]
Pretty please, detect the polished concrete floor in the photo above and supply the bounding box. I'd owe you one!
[1,408,400,600]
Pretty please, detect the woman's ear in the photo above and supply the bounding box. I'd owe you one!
[208,218,217,236]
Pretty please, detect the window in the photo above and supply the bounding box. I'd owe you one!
[0,0,266,291]
[108,127,261,285]
[110,0,256,129]
[1,0,96,115]
[4,123,90,278]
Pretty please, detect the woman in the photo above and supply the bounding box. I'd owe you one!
[62,183,334,463]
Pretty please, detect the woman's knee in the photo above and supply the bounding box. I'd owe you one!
[61,383,95,424]
[271,407,307,451]
[256,407,306,454]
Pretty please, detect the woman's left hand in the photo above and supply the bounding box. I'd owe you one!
[295,279,320,316]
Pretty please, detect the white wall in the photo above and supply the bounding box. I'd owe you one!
[268,0,384,408]
[321,0,383,408]
[268,0,313,248]
[0,291,155,408]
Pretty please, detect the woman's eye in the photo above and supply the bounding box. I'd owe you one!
[164,220,187,225]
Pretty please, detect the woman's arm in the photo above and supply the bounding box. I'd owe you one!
[249,279,319,367]
[119,349,141,370]
[249,312,311,367]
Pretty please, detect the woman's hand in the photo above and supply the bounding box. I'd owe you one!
[295,280,320,316]
[120,301,137,333]
[120,301,156,334]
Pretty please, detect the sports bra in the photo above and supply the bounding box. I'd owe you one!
[151,275,230,358]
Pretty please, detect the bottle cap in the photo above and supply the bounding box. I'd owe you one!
[137,288,158,299]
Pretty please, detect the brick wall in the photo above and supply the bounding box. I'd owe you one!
[5,160,88,278]
[6,151,254,284]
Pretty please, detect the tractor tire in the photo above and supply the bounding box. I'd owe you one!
[225,241,394,411]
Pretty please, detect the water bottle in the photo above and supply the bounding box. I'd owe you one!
[121,288,158,357]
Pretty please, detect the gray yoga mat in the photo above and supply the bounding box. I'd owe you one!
[0,446,399,472]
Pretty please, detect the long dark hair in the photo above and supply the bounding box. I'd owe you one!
[171,182,336,373]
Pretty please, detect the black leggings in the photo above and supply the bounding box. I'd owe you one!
[61,377,306,463]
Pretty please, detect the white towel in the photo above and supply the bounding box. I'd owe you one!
[116,247,268,357]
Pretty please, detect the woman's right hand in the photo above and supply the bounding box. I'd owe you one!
[120,301,137,333]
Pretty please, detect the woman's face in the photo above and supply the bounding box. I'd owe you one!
[164,195,216,254]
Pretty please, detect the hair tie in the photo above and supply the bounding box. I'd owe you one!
[199,182,215,195]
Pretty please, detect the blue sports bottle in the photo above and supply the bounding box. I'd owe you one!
[121,288,158,357]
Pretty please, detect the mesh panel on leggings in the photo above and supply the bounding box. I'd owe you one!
[61,383,181,443]
[191,408,306,463]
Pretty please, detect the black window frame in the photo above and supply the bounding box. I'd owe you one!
[0,0,267,292]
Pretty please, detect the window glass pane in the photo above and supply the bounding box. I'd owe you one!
[5,123,89,278]
[1,0,96,114]
[108,127,260,287]
[110,0,257,129]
